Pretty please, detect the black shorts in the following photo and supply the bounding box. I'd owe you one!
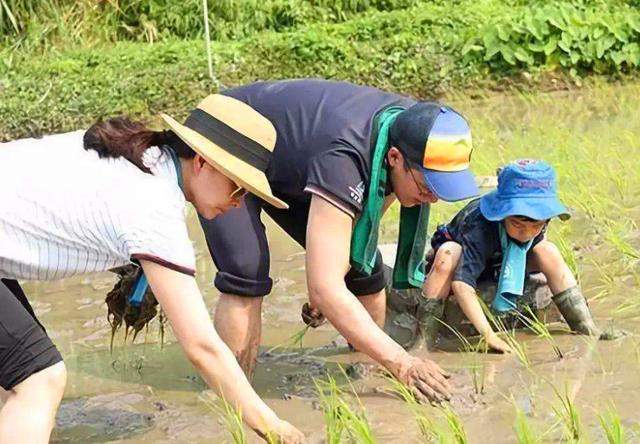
[0,279,63,390]
[199,195,386,297]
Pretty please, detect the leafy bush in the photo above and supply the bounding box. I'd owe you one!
[1,0,639,141]
[463,2,640,74]
[0,0,425,45]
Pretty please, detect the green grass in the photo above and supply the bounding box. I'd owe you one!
[385,375,433,439]
[477,299,533,369]
[549,383,582,443]
[516,306,563,360]
[266,325,310,353]
[513,403,540,444]
[0,0,426,44]
[598,405,626,444]
[201,392,247,444]
[438,319,488,395]
[387,374,470,443]
[314,371,376,444]
[4,1,640,140]
[440,404,468,444]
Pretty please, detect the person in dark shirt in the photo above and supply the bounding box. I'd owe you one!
[198,79,479,402]
[410,159,609,353]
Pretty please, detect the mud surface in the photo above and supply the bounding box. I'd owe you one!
[7,84,640,443]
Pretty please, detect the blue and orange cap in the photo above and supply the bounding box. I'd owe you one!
[389,102,478,201]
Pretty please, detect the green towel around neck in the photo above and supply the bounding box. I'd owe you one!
[350,107,430,289]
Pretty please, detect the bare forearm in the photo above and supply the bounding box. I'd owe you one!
[187,341,278,433]
[452,281,494,337]
[139,260,282,437]
[310,284,408,372]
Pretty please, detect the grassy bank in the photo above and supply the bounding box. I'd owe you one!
[2,0,640,140]
[1,0,424,45]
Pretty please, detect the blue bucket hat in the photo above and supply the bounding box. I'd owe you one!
[479,159,570,221]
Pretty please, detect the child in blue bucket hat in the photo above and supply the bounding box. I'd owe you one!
[412,159,612,353]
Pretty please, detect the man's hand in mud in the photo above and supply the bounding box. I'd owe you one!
[301,302,326,328]
[485,333,512,354]
[396,356,452,403]
[264,420,306,444]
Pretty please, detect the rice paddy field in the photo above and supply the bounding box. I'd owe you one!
[12,81,638,443]
[2,1,640,443]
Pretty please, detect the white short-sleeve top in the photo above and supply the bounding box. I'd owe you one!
[0,130,196,280]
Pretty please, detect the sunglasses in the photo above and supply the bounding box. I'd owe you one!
[230,185,248,200]
[407,167,432,197]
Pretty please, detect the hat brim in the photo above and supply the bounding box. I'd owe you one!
[161,113,288,210]
[422,168,479,202]
[479,190,570,221]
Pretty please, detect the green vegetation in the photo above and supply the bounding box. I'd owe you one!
[3,1,640,140]
[516,306,563,360]
[0,0,424,45]
[2,2,639,442]
[438,319,488,395]
[315,371,376,443]
[598,405,626,444]
[266,325,310,353]
[513,403,540,444]
[550,384,583,443]
[385,375,442,441]
[201,392,247,444]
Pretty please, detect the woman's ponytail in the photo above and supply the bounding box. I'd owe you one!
[83,117,174,173]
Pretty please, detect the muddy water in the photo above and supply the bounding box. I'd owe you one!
[13,84,640,443]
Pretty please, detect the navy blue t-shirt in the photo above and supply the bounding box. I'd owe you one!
[431,199,546,288]
[222,79,416,216]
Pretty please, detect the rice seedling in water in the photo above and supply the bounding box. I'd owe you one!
[604,220,640,261]
[578,334,613,376]
[553,226,581,282]
[513,403,540,444]
[479,300,532,370]
[384,374,448,442]
[440,404,468,444]
[549,383,582,443]
[516,306,563,360]
[200,392,246,444]
[437,319,488,395]
[266,325,310,353]
[598,405,626,444]
[314,371,376,444]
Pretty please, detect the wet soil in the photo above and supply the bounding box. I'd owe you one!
[7,84,640,443]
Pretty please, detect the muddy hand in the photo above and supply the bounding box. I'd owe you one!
[301,302,326,328]
[485,333,512,354]
[396,356,452,403]
[264,420,306,444]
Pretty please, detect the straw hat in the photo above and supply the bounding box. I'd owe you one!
[161,94,288,209]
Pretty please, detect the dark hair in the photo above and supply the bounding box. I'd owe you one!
[84,117,195,173]
[513,215,549,223]
[386,146,415,171]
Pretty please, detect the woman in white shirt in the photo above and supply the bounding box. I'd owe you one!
[0,95,303,443]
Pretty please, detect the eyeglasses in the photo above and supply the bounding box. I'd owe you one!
[407,167,432,197]
[230,185,248,200]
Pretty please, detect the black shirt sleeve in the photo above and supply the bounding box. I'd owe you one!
[452,218,498,289]
[305,143,368,216]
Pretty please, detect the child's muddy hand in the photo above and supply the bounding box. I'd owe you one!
[301,302,326,328]
[397,356,452,403]
[264,420,306,444]
[485,334,512,354]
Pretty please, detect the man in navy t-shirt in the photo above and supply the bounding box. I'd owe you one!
[200,79,479,402]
